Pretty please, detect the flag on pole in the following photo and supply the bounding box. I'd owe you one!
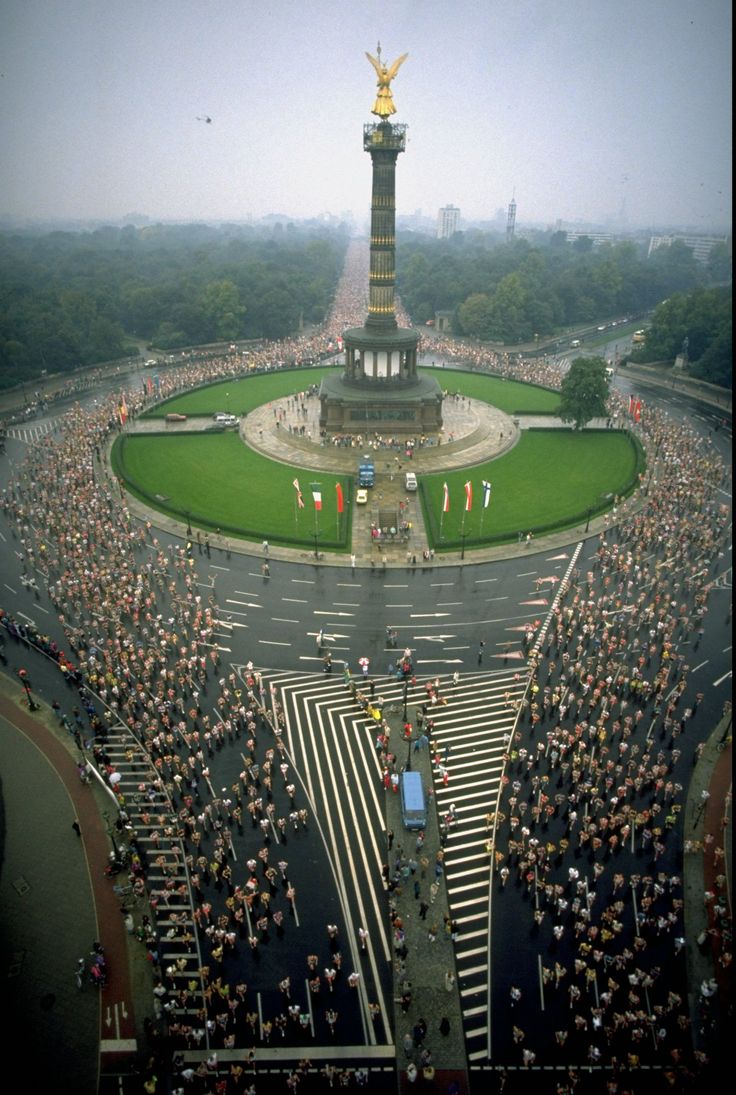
[442,483,450,512]
[634,399,642,423]
[464,481,473,511]
[336,483,344,513]
[293,478,305,508]
[482,480,492,508]
[312,489,322,511]
[118,393,128,426]
[628,394,635,416]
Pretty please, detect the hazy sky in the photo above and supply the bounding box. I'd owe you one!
[0,0,731,230]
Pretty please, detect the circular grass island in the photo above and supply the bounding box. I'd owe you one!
[111,367,644,555]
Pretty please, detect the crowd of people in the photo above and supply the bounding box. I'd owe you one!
[0,236,731,1093]
[480,397,732,1079]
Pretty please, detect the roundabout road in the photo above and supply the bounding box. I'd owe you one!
[0,364,731,1095]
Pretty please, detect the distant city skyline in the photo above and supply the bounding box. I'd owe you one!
[0,1,731,234]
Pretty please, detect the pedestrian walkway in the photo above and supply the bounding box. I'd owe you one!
[0,679,139,1095]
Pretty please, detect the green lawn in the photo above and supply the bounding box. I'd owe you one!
[145,365,560,418]
[142,366,336,418]
[422,369,561,413]
[422,429,640,546]
[119,369,634,551]
[114,431,349,548]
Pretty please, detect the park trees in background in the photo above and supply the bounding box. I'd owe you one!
[0,221,348,388]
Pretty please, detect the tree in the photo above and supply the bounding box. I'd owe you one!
[199,279,245,341]
[558,357,610,430]
[456,293,494,340]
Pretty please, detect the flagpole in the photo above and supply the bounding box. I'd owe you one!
[480,481,491,537]
[310,481,321,559]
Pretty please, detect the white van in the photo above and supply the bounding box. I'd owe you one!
[405,471,417,491]
[570,339,581,348]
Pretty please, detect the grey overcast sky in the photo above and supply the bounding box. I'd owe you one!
[0,0,731,230]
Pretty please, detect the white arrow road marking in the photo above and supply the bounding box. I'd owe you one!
[415,658,465,664]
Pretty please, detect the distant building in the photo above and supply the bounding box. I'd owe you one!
[647,234,729,264]
[506,197,517,241]
[434,309,454,333]
[564,230,615,248]
[437,205,460,239]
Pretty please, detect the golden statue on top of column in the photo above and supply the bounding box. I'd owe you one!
[365,43,408,118]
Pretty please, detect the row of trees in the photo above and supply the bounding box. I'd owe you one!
[629,285,732,388]
[0,219,730,391]
[0,222,349,389]
[396,229,730,351]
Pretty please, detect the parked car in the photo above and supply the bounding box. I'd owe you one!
[165,413,187,422]
[213,413,238,425]
[405,472,418,491]
[356,488,369,505]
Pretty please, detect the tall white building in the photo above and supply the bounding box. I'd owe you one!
[437,205,460,239]
[647,234,729,264]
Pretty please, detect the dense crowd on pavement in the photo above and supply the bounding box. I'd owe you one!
[478,401,732,1083]
[0,237,731,1092]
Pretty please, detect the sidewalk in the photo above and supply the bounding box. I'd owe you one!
[0,670,152,1095]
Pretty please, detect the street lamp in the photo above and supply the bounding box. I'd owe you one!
[18,671,40,711]
[644,438,662,497]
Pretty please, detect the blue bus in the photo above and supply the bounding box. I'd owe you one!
[400,771,427,831]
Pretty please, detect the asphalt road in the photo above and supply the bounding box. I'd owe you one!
[0,368,731,1093]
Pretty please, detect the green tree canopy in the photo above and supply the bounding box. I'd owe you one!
[558,357,610,430]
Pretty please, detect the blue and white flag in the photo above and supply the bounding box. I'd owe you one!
[482,480,492,508]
